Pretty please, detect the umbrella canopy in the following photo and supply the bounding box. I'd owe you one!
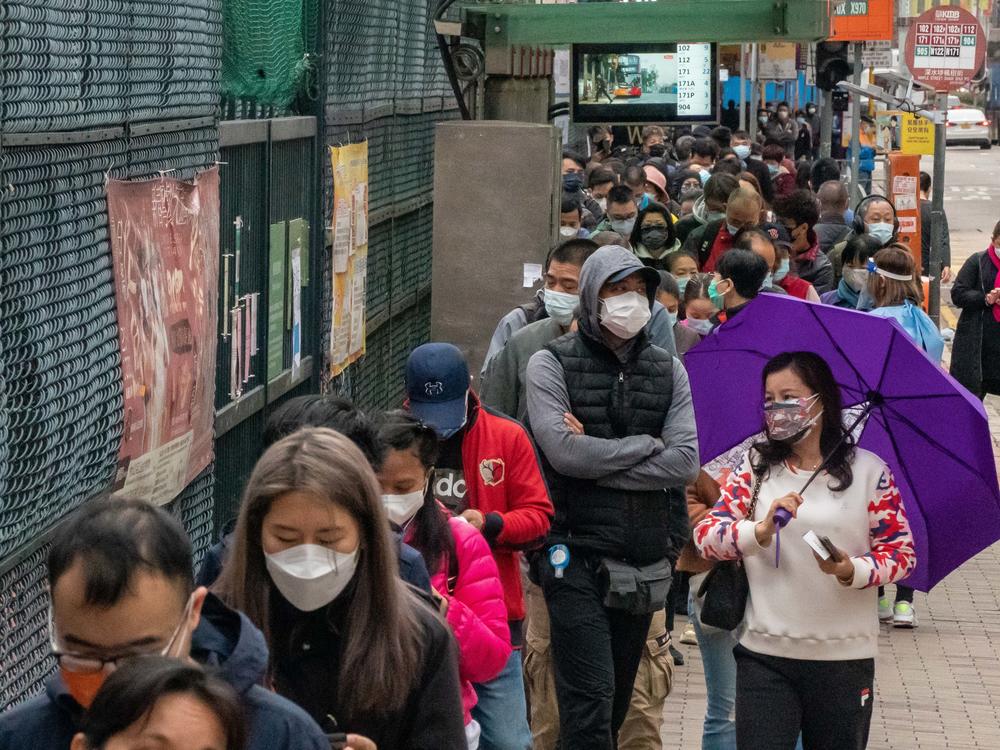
[685,294,1000,591]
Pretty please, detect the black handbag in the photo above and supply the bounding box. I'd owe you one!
[696,470,763,631]
[598,557,673,616]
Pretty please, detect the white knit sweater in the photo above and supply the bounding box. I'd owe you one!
[695,448,915,661]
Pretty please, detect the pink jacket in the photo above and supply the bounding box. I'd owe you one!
[430,517,512,723]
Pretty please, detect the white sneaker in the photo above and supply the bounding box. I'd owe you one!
[892,601,917,628]
[878,596,893,621]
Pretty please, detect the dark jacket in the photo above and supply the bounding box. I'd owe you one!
[0,595,330,750]
[920,199,952,276]
[814,213,852,256]
[270,583,466,749]
[196,524,432,593]
[525,246,699,566]
[950,251,1000,397]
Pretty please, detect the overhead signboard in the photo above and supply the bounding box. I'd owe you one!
[757,42,798,80]
[862,40,893,67]
[829,0,894,41]
[904,5,986,91]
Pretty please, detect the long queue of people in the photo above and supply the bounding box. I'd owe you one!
[3,122,990,750]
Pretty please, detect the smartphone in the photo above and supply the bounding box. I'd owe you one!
[819,535,842,562]
[802,530,830,560]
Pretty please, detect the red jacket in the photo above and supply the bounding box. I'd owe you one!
[458,394,553,623]
[779,274,814,300]
[702,224,736,273]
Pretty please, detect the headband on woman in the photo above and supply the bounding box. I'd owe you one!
[867,258,913,281]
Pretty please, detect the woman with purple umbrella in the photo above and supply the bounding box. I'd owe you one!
[694,351,915,750]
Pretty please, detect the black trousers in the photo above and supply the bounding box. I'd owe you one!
[877,584,914,603]
[539,552,653,750]
[734,644,875,750]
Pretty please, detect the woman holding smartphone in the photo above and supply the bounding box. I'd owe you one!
[694,351,916,750]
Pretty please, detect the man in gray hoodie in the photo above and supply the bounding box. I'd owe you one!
[480,240,677,424]
[526,245,699,749]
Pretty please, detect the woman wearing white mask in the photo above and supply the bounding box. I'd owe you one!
[821,234,880,309]
[376,412,512,750]
[215,427,466,750]
[681,273,719,336]
[695,352,915,750]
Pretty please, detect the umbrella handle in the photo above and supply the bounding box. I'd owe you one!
[798,404,873,495]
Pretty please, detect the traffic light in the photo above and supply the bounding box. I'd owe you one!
[815,41,853,91]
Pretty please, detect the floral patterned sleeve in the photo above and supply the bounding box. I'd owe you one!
[694,453,760,561]
[851,468,916,588]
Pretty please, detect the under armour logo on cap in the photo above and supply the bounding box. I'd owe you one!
[425,381,445,396]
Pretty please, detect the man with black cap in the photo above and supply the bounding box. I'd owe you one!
[405,342,553,750]
[525,245,699,749]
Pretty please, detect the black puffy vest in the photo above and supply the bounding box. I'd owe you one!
[542,331,676,564]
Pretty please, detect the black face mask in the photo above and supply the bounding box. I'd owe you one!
[641,226,669,250]
[648,144,667,158]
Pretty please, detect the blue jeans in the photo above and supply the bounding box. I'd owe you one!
[471,649,533,750]
[689,587,738,750]
[689,587,804,750]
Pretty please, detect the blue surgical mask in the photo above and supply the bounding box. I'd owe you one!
[867,222,894,246]
[768,164,780,177]
[699,170,711,186]
[708,279,728,309]
[726,223,741,237]
[563,173,583,193]
[773,258,791,282]
[666,311,678,328]
[733,144,751,160]
[676,276,690,295]
[611,217,636,236]
[761,273,774,290]
[544,288,579,328]
[686,317,714,335]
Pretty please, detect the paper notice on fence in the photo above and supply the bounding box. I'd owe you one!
[350,255,367,354]
[353,183,368,249]
[523,263,543,288]
[895,194,917,211]
[114,431,194,507]
[333,199,352,273]
[106,168,219,506]
[329,142,369,377]
[291,244,302,376]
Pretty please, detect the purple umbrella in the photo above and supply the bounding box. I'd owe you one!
[685,294,1000,591]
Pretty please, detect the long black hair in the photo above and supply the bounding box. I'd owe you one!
[752,351,855,492]
[79,656,245,750]
[377,410,454,575]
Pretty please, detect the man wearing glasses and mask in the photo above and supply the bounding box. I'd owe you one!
[0,497,330,750]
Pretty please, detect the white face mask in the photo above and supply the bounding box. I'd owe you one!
[610,217,636,236]
[599,290,651,340]
[559,226,578,238]
[544,288,580,328]
[382,488,426,527]
[843,267,869,292]
[686,317,714,335]
[596,197,608,212]
[265,544,359,612]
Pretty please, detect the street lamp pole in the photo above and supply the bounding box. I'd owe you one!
[928,90,948,326]
[848,43,864,205]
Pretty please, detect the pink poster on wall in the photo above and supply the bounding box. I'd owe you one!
[107,167,220,505]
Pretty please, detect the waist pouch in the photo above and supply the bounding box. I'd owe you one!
[598,557,672,615]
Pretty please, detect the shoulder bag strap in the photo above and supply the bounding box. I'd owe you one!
[745,470,764,521]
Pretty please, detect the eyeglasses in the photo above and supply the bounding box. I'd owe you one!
[48,595,193,675]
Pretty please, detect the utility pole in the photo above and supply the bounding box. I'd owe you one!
[848,42,864,204]
[928,91,948,326]
[820,89,833,158]
[739,43,747,132]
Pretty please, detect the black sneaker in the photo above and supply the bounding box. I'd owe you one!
[669,642,685,666]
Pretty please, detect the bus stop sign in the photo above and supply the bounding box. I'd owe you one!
[904,5,986,92]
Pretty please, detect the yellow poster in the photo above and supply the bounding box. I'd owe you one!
[329,142,369,377]
[899,113,935,156]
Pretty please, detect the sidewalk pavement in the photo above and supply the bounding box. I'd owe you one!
[662,393,1000,750]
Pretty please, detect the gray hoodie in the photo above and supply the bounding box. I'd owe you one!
[526,245,700,491]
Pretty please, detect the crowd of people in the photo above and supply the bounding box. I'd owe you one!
[4,110,994,750]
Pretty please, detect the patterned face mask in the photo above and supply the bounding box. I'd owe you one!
[764,393,821,444]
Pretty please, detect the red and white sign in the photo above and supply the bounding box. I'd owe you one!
[904,5,986,92]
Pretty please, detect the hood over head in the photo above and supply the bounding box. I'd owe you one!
[577,245,660,342]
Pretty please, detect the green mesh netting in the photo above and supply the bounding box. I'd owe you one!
[221,0,314,114]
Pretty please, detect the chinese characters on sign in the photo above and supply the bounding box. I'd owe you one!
[904,6,986,91]
[107,168,220,506]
